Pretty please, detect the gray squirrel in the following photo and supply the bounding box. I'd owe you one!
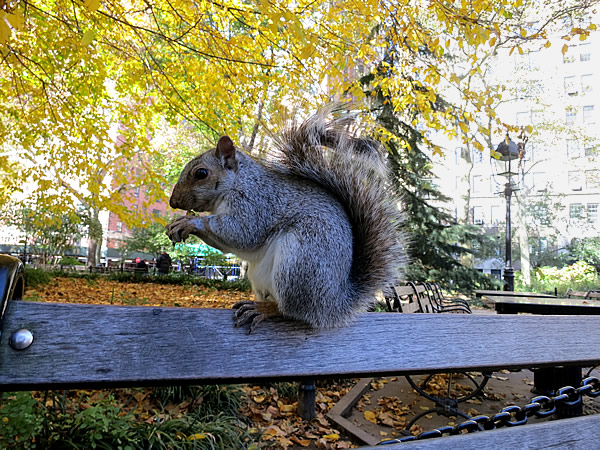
[166,106,405,332]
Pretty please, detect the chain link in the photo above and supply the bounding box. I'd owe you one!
[377,376,600,445]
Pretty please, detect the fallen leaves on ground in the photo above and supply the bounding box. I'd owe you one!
[242,384,355,449]
[24,276,253,308]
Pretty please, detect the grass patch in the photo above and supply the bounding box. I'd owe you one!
[0,386,254,449]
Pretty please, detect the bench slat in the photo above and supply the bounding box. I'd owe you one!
[366,414,600,449]
[1,301,600,390]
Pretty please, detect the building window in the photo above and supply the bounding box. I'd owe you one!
[516,111,530,126]
[585,145,597,157]
[532,172,547,192]
[455,146,464,164]
[563,51,576,64]
[570,203,584,220]
[588,203,599,224]
[152,209,161,217]
[472,148,483,164]
[134,187,140,198]
[116,221,123,232]
[586,170,600,190]
[583,105,595,123]
[525,142,535,161]
[472,206,484,225]
[580,43,591,62]
[490,269,502,280]
[568,171,583,191]
[581,74,593,93]
[472,175,483,193]
[566,108,577,124]
[490,205,502,226]
[567,139,580,158]
[564,76,577,95]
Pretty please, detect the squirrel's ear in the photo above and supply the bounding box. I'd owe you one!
[216,136,237,170]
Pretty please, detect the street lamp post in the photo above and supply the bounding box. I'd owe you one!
[502,180,515,292]
[492,137,521,292]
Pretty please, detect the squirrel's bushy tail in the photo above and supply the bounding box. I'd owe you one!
[270,105,406,307]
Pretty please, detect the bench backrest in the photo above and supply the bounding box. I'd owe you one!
[566,289,600,299]
[386,283,433,313]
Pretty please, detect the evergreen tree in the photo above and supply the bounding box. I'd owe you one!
[359,66,499,293]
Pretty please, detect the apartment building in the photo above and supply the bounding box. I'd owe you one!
[433,16,600,277]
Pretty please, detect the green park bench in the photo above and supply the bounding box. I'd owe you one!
[1,254,600,448]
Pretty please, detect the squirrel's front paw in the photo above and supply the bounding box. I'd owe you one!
[232,301,266,334]
[165,216,197,243]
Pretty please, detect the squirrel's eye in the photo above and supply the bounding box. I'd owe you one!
[194,168,208,180]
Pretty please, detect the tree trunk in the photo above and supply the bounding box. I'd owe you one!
[86,210,103,267]
[460,145,474,268]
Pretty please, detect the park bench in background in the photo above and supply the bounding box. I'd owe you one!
[474,289,557,299]
[385,281,470,314]
[2,255,600,448]
[566,288,600,299]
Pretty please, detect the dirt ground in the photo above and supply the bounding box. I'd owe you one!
[331,307,600,445]
[339,368,600,444]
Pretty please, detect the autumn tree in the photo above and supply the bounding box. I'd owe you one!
[1,0,597,266]
[2,203,85,263]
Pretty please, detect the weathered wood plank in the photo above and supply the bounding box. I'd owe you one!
[366,414,600,449]
[1,301,600,390]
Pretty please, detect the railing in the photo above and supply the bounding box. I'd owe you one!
[30,263,242,280]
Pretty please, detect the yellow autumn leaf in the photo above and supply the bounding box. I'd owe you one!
[290,436,311,447]
[6,11,25,30]
[323,433,340,441]
[84,0,101,12]
[562,43,569,55]
[188,433,207,440]
[81,30,95,46]
[0,20,11,44]
[364,410,378,424]
[279,403,296,413]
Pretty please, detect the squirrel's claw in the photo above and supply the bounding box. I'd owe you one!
[165,216,195,244]
[232,301,265,334]
[232,300,255,310]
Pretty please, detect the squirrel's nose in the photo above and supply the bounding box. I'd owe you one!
[169,187,182,210]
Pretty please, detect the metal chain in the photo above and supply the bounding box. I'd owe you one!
[377,376,600,445]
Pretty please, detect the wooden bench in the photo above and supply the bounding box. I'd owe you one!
[386,282,470,314]
[2,255,600,447]
[566,289,600,299]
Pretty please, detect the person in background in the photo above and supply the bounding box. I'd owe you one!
[156,251,172,275]
[135,257,148,273]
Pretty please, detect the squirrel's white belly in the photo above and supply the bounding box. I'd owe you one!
[242,234,289,303]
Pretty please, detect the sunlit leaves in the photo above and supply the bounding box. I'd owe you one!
[0,0,596,237]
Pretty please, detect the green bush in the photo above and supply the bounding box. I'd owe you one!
[57,257,84,266]
[518,261,600,296]
[0,392,45,448]
[24,268,54,288]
